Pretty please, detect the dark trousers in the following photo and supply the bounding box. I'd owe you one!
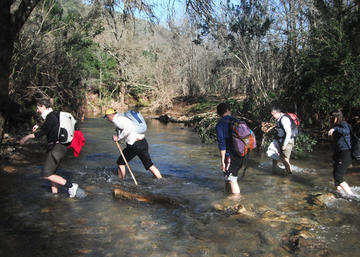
[333,150,352,187]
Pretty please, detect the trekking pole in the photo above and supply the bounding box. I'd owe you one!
[115,141,138,186]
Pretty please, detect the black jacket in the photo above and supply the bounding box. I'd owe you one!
[34,111,60,144]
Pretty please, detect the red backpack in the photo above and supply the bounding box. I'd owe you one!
[280,113,300,138]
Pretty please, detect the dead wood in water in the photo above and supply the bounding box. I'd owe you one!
[113,185,187,208]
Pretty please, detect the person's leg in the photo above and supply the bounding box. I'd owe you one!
[225,153,244,195]
[43,144,76,195]
[338,181,355,196]
[136,139,162,179]
[117,165,126,179]
[334,151,353,195]
[117,145,137,179]
[224,180,232,193]
[229,180,240,195]
[148,165,162,179]
[272,159,278,171]
[281,156,292,174]
[280,141,294,174]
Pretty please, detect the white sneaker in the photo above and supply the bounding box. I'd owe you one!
[68,183,79,198]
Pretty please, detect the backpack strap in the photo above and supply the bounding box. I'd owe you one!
[239,152,249,179]
[278,114,296,140]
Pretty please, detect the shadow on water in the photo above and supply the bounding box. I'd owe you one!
[1,118,360,256]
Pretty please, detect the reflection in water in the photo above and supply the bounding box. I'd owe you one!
[0,118,360,256]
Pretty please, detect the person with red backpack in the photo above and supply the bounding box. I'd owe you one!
[215,103,251,196]
[271,106,297,175]
[19,99,79,198]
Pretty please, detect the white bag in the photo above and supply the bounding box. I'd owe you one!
[266,140,280,160]
[58,112,76,144]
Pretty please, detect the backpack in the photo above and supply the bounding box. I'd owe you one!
[123,110,147,134]
[343,125,360,162]
[279,112,300,138]
[229,118,256,156]
[351,133,360,161]
[58,111,76,144]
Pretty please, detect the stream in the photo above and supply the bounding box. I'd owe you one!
[0,117,360,256]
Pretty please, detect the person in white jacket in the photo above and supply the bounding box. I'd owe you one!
[104,108,162,179]
[271,106,294,175]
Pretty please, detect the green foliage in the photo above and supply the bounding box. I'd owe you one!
[187,100,219,114]
[292,0,360,126]
[292,131,317,159]
[191,112,218,144]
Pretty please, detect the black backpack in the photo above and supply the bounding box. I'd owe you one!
[351,133,360,161]
[342,125,360,161]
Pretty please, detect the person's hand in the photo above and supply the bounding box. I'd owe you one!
[112,135,119,142]
[221,161,226,172]
[328,128,335,136]
[32,125,39,133]
[281,145,286,151]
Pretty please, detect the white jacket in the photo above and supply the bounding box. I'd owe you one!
[276,113,293,147]
[113,113,145,145]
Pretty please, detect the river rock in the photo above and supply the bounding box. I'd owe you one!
[307,192,336,207]
[211,199,255,216]
[283,229,328,256]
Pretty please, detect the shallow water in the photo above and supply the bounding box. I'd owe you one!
[1,118,360,256]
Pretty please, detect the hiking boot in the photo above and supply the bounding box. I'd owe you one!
[68,183,79,198]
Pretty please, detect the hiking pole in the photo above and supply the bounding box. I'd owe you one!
[115,141,138,186]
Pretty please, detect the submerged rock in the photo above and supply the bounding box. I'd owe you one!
[283,229,328,256]
[306,192,336,207]
[211,198,255,216]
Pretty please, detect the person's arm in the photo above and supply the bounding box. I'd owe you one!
[19,124,40,144]
[216,121,227,172]
[334,122,350,135]
[20,133,35,144]
[328,122,350,136]
[220,150,226,172]
[281,116,292,148]
[113,116,132,140]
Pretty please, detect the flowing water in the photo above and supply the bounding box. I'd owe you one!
[1,118,360,257]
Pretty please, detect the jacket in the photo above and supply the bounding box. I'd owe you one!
[216,115,233,154]
[333,121,351,153]
[34,111,59,144]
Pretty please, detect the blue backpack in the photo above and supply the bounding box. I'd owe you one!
[124,110,147,134]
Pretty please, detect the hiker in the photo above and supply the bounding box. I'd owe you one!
[215,103,245,196]
[270,106,294,174]
[328,110,355,196]
[104,108,162,179]
[19,99,79,198]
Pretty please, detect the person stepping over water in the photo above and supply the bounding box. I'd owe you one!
[270,106,295,175]
[328,110,356,197]
[20,99,79,198]
[215,103,251,197]
[104,108,162,180]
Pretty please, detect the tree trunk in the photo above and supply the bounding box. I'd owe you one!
[0,0,42,142]
[0,1,13,143]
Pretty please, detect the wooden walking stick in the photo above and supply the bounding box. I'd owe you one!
[115,141,138,186]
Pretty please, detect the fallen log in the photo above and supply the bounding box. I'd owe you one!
[113,185,187,208]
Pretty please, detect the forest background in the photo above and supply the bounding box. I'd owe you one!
[0,0,359,157]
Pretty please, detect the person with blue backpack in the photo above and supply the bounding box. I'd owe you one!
[104,108,162,179]
[215,103,247,196]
